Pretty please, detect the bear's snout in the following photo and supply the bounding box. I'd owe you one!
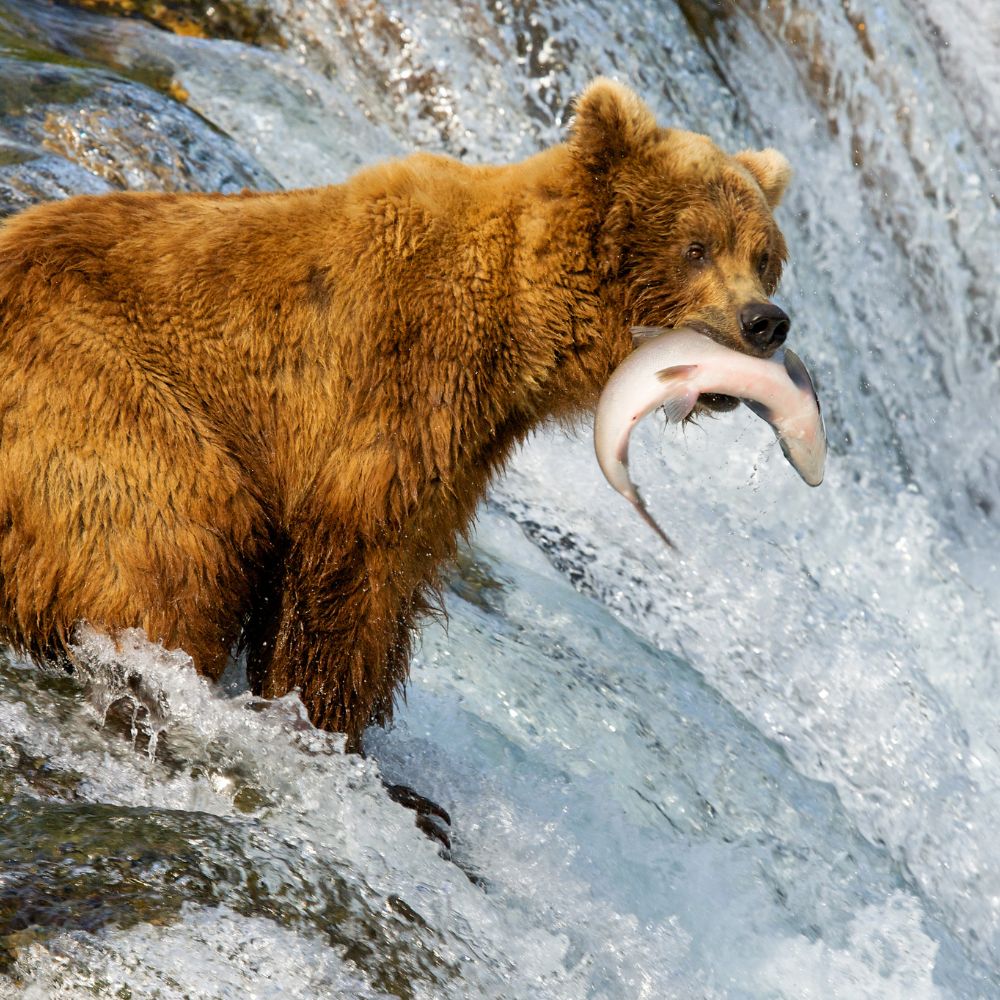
[739,302,790,353]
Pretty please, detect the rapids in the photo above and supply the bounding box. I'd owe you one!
[0,1,998,996]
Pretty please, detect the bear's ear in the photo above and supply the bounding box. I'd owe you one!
[735,148,792,208]
[569,78,659,175]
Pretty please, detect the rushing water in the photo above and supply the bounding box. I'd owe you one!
[0,0,998,996]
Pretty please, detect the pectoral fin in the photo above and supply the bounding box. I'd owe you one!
[656,365,699,423]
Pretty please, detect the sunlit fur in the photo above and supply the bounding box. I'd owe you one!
[0,79,791,744]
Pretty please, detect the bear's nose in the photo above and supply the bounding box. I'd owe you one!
[739,302,790,352]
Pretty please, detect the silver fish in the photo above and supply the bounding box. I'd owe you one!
[594,326,826,547]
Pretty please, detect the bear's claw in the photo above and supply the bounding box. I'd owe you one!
[384,782,452,854]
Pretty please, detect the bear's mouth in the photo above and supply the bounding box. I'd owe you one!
[696,392,741,413]
[681,321,743,414]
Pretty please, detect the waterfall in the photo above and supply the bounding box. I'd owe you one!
[0,1,997,995]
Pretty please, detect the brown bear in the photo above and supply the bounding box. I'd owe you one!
[0,79,791,747]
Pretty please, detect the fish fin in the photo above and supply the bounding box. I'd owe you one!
[661,394,697,424]
[657,364,698,382]
[747,394,827,487]
[783,349,820,410]
[631,492,678,551]
[742,397,777,427]
[656,365,699,423]
[631,325,664,345]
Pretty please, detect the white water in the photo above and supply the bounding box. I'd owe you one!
[1,0,999,997]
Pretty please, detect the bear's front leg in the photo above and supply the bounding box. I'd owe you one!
[243,527,455,851]
[243,526,423,751]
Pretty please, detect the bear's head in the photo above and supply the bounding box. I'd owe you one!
[571,78,792,412]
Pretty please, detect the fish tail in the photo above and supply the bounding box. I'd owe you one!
[631,493,678,551]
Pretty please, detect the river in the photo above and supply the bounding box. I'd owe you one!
[0,1,998,996]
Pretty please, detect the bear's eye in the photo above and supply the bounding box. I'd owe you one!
[685,243,706,262]
[757,251,771,276]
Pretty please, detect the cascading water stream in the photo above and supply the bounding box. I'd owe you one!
[0,1,997,996]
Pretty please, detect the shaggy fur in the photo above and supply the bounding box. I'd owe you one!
[0,79,791,744]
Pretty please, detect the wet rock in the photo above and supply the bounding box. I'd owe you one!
[0,0,187,99]
[3,0,395,188]
[447,546,510,615]
[56,0,283,47]
[0,147,114,216]
[0,57,276,215]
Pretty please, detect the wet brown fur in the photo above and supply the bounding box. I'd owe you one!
[0,80,791,744]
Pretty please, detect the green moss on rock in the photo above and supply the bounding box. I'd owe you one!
[56,0,283,47]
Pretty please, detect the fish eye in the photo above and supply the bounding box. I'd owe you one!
[685,242,706,263]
